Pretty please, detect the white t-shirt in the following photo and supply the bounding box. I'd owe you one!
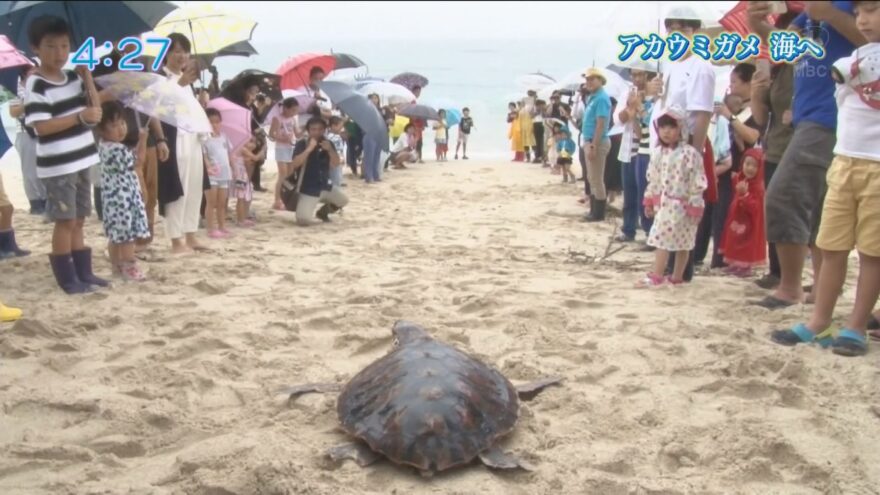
[650,56,715,149]
[391,133,411,153]
[834,43,880,161]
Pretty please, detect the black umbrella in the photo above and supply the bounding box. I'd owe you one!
[321,81,388,152]
[397,103,440,121]
[196,40,258,68]
[331,52,367,71]
[0,1,176,57]
[221,68,282,103]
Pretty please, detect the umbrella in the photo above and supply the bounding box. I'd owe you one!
[357,81,415,106]
[443,108,462,128]
[195,40,258,68]
[390,115,409,136]
[321,81,389,152]
[516,71,556,92]
[0,112,11,160]
[0,34,30,93]
[390,72,429,91]
[277,52,336,90]
[606,59,658,82]
[716,1,806,64]
[331,52,367,71]
[352,76,385,90]
[94,71,211,134]
[397,103,440,122]
[206,97,252,151]
[0,1,176,57]
[140,3,256,57]
[222,69,282,103]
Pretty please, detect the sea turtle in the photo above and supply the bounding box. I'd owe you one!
[282,320,562,476]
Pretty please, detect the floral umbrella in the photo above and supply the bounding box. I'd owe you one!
[390,72,429,91]
[95,71,211,133]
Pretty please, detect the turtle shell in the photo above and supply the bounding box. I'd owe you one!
[336,337,519,472]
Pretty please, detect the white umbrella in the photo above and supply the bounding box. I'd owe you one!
[357,81,415,106]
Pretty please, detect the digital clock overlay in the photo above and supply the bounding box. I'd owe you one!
[71,37,171,72]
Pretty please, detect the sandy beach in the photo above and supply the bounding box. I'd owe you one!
[1,154,879,495]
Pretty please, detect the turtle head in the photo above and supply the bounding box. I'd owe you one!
[392,320,430,348]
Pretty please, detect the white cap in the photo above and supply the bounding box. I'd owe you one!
[665,5,703,26]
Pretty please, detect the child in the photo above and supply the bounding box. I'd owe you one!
[326,116,346,188]
[96,101,150,281]
[24,16,108,294]
[507,102,522,161]
[638,106,708,287]
[433,109,449,162]
[772,0,880,357]
[202,108,234,239]
[233,138,259,227]
[555,125,577,183]
[387,123,418,169]
[719,148,766,277]
[455,107,473,160]
[269,97,299,210]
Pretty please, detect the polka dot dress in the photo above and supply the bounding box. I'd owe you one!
[99,142,150,245]
[645,144,708,252]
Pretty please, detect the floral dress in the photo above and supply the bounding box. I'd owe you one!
[643,144,708,251]
[98,141,150,244]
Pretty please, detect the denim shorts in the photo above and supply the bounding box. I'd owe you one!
[275,145,294,163]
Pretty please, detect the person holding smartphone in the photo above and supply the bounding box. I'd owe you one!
[290,117,349,225]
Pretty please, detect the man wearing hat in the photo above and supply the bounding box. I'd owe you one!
[646,4,717,281]
[580,67,613,222]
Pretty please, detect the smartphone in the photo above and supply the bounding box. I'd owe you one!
[768,1,787,14]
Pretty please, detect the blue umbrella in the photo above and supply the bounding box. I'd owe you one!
[443,108,462,127]
[0,1,176,57]
[320,81,389,152]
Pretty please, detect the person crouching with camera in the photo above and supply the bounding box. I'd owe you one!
[289,117,349,225]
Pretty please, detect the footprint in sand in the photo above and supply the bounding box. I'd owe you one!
[191,280,230,295]
[563,300,605,310]
[615,313,639,320]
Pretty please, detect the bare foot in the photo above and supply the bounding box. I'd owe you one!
[171,245,194,256]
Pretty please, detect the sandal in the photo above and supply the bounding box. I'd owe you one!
[831,329,868,357]
[868,315,880,331]
[636,273,666,288]
[119,261,146,282]
[770,323,834,348]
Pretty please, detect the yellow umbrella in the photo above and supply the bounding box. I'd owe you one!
[390,115,410,138]
[141,4,256,58]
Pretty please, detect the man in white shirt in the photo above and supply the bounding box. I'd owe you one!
[386,123,417,169]
[306,66,333,119]
[646,5,716,282]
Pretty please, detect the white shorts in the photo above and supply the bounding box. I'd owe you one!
[275,145,294,163]
[458,133,469,144]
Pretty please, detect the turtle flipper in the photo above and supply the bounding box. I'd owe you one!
[327,442,381,467]
[479,446,534,471]
[515,376,562,401]
[277,382,341,403]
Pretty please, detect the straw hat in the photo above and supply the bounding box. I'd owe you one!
[582,67,607,85]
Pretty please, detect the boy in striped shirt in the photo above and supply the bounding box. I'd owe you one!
[24,16,109,294]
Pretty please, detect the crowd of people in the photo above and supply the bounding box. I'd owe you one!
[506,1,880,356]
[0,14,478,314]
[2,3,879,358]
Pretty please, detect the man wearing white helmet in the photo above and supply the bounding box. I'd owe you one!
[647,4,717,282]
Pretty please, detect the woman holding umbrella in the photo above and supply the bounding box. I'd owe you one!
[158,32,209,255]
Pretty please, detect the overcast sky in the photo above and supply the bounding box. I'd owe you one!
[178,1,737,41]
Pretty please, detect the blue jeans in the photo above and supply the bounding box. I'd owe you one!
[633,153,653,235]
[362,136,382,183]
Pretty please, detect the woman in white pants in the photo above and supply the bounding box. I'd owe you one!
[159,33,208,254]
